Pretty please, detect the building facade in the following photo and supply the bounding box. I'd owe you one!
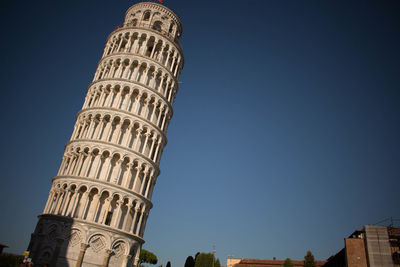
[322,225,400,267]
[27,2,183,266]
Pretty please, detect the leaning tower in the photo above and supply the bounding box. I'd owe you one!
[27,2,183,266]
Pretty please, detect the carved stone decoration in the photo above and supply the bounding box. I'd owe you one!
[38,247,53,265]
[68,229,82,247]
[113,241,127,258]
[90,235,106,253]
[47,224,57,241]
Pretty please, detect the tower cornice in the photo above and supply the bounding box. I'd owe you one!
[125,2,183,35]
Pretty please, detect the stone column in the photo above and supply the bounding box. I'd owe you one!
[61,189,72,215]
[112,122,123,143]
[161,109,169,130]
[130,205,140,234]
[68,191,79,217]
[148,180,156,200]
[149,136,157,159]
[88,194,100,221]
[122,163,133,187]
[132,166,142,191]
[111,200,124,228]
[170,56,177,72]
[145,172,154,198]
[73,152,84,176]
[122,91,132,109]
[122,255,132,267]
[75,243,88,267]
[152,140,162,162]
[149,103,158,122]
[158,75,166,93]
[99,156,112,180]
[81,152,93,177]
[122,124,132,146]
[133,93,142,113]
[156,106,165,126]
[135,209,145,235]
[123,203,133,231]
[79,192,89,219]
[43,190,54,213]
[141,133,150,154]
[112,159,123,184]
[100,249,112,267]
[139,168,150,195]
[54,189,65,214]
[139,212,149,236]
[89,153,101,178]
[101,197,112,224]
[133,128,143,151]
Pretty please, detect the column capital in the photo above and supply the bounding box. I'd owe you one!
[80,243,89,250]
[124,254,132,260]
[135,165,142,172]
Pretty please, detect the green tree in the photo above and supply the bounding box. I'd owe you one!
[283,258,294,267]
[139,249,158,266]
[194,252,200,262]
[194,253,213,267]
[215,258,221,267]
[185,256,195,267]
[303,251,315,267]
[166,261,171,267]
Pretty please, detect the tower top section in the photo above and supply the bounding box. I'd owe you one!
[124,2,183,41]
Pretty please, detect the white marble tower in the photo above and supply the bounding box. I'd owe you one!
[28,2,183,266]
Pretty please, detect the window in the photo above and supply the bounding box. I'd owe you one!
[168,23,175,33]
[152,21,162,32]
[143,11,151,21]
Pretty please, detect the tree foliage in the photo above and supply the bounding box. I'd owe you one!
[284,258,294,267]
[194,252,200,262]
[193,252,221,267]
[139,249,158,265]
[185,256,195,267]
[215,258,221,267]
[194,253,214,267]
[303,251,315,267]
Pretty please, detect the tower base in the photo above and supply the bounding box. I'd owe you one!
[28,214,141,267]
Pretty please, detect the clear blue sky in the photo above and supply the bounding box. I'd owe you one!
[1,0,399,266]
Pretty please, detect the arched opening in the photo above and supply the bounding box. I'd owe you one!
[168,22,175,34]
[152,21,162,32]
[143,11,151,21]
